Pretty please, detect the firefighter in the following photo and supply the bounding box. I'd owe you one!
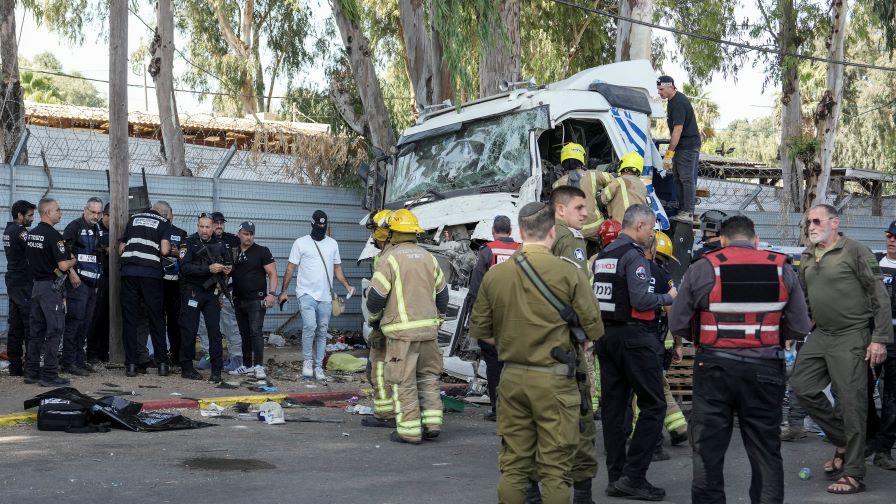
[670,215,811,503]
[600,152,648,223]
[651,231,688,448]
[466,215,519,422]
[362,209,396,429]
[366,209,449,444]
[593,204,674,500]
[692,209,728,260]
[470,201,604,504]
[553,142,614,246]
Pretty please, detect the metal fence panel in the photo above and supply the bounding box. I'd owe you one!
[0,165,367,335]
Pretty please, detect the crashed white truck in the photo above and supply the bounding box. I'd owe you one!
[357,60,679,382]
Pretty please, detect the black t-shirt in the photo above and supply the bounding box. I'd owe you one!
[231,243,275,300]
[3,221,32,286]
[666,91,701,150]
[216,232,240,249]
[25,221,71,281]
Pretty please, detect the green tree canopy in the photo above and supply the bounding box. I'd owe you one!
[19,52,106,107]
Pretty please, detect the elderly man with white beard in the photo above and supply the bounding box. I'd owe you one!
[791,203,892,495]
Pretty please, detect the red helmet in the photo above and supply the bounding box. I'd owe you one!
[599,219,622,246]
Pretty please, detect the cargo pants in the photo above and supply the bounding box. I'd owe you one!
[498,365,580,504]
[792,328,870,479]
[368,330,394,419]
[385,338,443,442]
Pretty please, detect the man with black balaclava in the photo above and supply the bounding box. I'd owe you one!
[279,210,354,381]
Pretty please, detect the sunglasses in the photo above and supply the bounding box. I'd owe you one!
[887,233,896,240]
[805,217,835,227]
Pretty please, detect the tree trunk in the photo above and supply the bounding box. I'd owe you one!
[331,0,396,153]
[805,0,848,209]
[108,0,129,364]
[152,0,188,176]
[778,0,803,212]
[615,0,654,61]
[479,0,521,98]
[429,4,454,105]
[211,0,257,116]
[399,0,436,110]
[0,0,24,163]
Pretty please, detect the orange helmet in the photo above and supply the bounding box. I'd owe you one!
[599,219,622,246]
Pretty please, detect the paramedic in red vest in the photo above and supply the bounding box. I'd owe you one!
[467,215,519,421]
[669,215,811,504]
[593,203,675,501]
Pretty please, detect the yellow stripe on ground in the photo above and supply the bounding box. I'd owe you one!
[0,412,37,428]
[197,394,287,409]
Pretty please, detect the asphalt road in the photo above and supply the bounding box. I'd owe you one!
[1,406,895,503]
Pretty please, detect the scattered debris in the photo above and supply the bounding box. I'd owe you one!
[342,432,350,437]
[200,402,225,418]
[170,392,183,396]
[267,334,286,348]
[345,405,374,415]
[327,353,367,372]
[257,401,286,425]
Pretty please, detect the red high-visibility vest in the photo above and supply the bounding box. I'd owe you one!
[486,240,519,269]
[698,247,789,349]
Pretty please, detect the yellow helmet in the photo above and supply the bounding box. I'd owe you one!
[654,231,678,262]
[371,210,392,242]
[388,208,425,234]
[619,152,644,176]
[560,142,586,165]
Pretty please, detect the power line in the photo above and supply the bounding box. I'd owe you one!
[549,0,896,73]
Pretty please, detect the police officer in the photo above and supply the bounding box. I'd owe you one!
[550,186,600,502]
[470,202,603,504]
[600,152,648,223]
[361,210,397,429]
[593,203,674,500]
[550,186,589,270]
[86,203,111,363]
[119,201,172,377]
[553,142,614,246]
[179,213,230,382]
[466,214,519,422]
[868,220,896,470]
[670,215,811,503]
[60,197,104,376]
[692,209,727,260]
[3,200,36,376]
[210,211,242,367]
[158,202,188,364]
[366,209,449,444]
[24,198,77,386]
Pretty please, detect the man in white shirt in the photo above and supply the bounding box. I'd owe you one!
[279,210,355,380]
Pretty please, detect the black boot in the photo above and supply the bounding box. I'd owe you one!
[572,479,595,504]
[524,479,542,504]
[158,363,170,377]
[181,367,202,380]
[126,364,139,377]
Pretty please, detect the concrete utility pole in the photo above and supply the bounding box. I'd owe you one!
[108,0,129,363]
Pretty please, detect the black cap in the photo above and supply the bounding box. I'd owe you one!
[312,210,328,227]
[239,221,256,234]
[210,211,226,223]
[657,75,675,87]
[887,220,896,235]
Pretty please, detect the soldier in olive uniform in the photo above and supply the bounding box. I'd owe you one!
[471,201,604,504]
[792,204,892,495]
[549,185,600,502]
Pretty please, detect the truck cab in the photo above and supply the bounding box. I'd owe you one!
[359,60,673,381]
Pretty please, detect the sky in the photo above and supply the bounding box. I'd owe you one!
[15,4,776,128]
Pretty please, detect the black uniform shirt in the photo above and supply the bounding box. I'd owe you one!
[181,233,225,289]
[3,221,31,286]
[25,221,71,281]
[670,241,812,359]
[231,243,275,301]
[216,231,240,249]
[666,91,701,150]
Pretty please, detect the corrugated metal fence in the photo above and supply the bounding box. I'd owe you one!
[0,164,368,334]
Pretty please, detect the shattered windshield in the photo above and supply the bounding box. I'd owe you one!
[387,106,549,203]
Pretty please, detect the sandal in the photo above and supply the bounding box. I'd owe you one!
[827,476,865,494]
[824,449,846,480]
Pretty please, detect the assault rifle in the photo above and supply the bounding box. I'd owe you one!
[198,242,234,310]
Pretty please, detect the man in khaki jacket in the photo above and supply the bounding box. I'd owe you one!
[366,209,449,444]
[553,142,614,244]
[600,152,648,223]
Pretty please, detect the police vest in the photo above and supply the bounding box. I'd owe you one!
[697,247,788,349]
[593,241,657,323]
[486,240,519,268]
[121,212,166,270]
[880,262,896,327]
[648,260,672,332]
[73,223,103,286]
[163,228,187,281]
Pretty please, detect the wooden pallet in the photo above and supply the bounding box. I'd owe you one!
[667,344,695,406]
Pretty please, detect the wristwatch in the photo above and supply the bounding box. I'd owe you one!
[268,291,277,296]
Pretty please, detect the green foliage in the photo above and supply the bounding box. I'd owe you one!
[703,116,778,163]
[869,0,896,53]
[786,135,817,163]
[431,0,500,100]
[682,82,719,140]
[22,0,109,44]
[658,0,742,82]
[19,52,106,107]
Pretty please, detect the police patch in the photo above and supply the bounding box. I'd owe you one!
[574,248,586,261]
[635,265,648,280]
[179,247,187,259]
[57,241,66,254]
[19,230,27,241]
